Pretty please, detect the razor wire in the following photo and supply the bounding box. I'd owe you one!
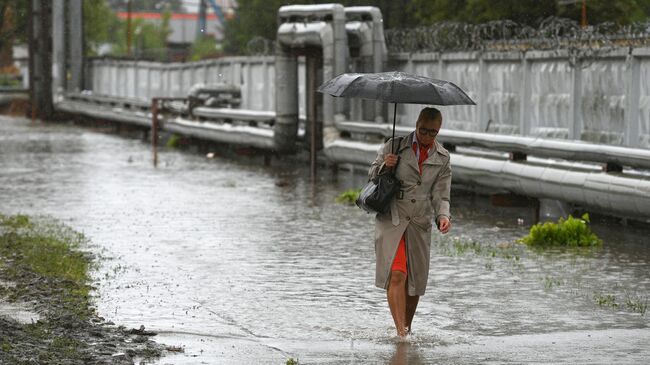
[246,36,275,56]
[385,17,650,67]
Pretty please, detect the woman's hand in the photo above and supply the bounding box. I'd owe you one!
[384,153,398,168]
[437,216,451,234]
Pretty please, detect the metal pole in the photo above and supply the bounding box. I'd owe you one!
[152,98,158,167]
[68,0,83,92]
[625,54,641,147]
[127,0,132,56]
[307,56,317,179]
[197,0,206,40]
[569,61,583,140]
[519,57,532,136]
[52,0,65,99]
[28,0,36,121]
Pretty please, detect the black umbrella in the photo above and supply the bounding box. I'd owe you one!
[318,71,476,151]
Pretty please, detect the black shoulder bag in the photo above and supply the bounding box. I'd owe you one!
[356,137,403,214]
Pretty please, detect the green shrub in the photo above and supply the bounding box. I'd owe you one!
[166,134,181,148]
[190,37,221,61]
[335,188,361,205]
[519,213,602,247]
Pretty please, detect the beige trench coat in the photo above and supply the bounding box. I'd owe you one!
[368,132,452,296]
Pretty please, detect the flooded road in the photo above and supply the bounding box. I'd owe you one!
[1,116,649,364]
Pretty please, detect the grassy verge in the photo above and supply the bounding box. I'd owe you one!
[0,214,165,364]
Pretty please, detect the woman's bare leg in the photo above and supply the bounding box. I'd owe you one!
[405,288,419,334]
[387,270,407,337]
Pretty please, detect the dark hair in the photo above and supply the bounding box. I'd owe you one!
[416,107,442,126]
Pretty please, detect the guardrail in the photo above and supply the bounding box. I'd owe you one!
[336,119,650,171]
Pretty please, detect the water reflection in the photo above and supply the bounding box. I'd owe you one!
[388,342,423,365]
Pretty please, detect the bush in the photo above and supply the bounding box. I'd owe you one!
[190,37,221,61]
[519,213,602,247]
[335,189,361,205]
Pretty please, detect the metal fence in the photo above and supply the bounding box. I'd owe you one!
[87,56,310,118]
[389,47,650,148]
[86,44,650,149]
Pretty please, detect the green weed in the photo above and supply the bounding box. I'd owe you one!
[0,214,33,230]
[594,292,618,308]
[543,275,563,289]
[624,292,648,316]
[336,188,361,205]
[519,213,602,247]
[166,134,181,148]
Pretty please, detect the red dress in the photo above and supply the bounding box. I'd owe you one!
[391,141,429,274]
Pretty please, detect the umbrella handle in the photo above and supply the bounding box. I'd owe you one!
[391,103,397,155]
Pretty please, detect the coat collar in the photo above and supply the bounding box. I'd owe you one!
[396,131,448,158]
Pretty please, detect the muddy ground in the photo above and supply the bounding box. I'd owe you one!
[0,214,171,364]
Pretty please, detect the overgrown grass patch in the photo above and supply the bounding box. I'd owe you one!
[434,236,525,273]
[0,213,165,363]
[519,213,602,247]
[0,213,90,291]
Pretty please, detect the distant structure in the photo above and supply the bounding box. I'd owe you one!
[116,12,226,45]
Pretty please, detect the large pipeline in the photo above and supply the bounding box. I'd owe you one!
[325,139,650,219]
[344,6,386,122]
[276,4,348,152]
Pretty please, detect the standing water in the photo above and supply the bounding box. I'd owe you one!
[1,116,649,364]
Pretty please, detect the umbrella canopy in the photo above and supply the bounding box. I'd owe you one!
[317,71,476,106]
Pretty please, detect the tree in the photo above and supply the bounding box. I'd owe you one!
[84,1,172,60]
[223,0,288,54]
[84,0,121,56]
[557,0,649,25]
[224,0,650,55]
[0,0,28,69]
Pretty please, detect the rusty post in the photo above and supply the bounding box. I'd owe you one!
[306,55,317,180]
[152,98,158,167]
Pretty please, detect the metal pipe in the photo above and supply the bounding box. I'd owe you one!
[345,6,386,121]
[325,140,650,219]
[192,107,274,122]
[335,120,650,170]
[55,99,152,126]
[165,117,275,149]
[277,4,348,152]
[274,49,298,152]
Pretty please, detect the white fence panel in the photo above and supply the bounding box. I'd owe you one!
[87,49,650,149]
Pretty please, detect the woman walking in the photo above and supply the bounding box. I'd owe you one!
[368,107,452,338]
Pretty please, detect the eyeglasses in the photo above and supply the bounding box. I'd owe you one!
[418,127,439,137]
